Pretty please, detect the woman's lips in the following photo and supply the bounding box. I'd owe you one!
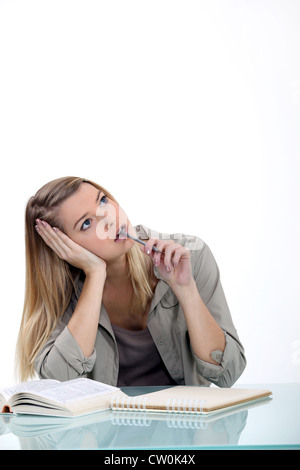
[114,224,127,242]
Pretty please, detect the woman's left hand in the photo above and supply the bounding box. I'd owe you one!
[140,239,193,288]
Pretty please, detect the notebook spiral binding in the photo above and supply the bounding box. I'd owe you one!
[167,413,208,429]
[165,398,206,413]
[111,394,206,414]
[111,410,208,429]
[111,411,152,427]
[111,394,149,411]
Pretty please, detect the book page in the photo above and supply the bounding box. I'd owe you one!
[24,378,119,405]
[0,380,59,401]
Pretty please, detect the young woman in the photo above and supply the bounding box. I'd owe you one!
[16,176,246,387]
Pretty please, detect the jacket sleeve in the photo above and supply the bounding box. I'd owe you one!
[191,243,246,387]
[34,295,96,381]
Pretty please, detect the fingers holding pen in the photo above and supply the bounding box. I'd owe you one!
[141,237,192,286]
[142,238,188,271]
[161,243,190,270]
[162,243,176,271]
[143,239,163,266]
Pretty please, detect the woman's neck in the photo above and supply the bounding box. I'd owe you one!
[105,254,129,287]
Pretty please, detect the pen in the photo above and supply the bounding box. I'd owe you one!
[119,227,162,253]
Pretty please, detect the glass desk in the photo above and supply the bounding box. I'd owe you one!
[0,383,299,450]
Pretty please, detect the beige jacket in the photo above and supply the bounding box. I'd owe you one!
[34,225,246,387]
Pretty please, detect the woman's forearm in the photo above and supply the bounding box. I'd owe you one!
[172,280,226,364]
[68,269,106,357]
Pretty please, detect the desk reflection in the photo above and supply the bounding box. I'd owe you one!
[1,404,252,450]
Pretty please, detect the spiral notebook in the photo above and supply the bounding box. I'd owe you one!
[111,386,272,415]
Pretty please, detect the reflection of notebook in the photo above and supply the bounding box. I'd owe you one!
[111,386,272,415]
[111,395,271,428]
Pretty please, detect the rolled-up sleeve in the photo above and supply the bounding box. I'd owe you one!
[191,243,246,387]
[34,301,96,381]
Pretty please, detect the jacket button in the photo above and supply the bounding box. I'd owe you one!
[159,338,164,345]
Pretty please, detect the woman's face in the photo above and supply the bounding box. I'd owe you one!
[57,182,135,261]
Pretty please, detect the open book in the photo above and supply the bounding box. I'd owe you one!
[0,378,120,417]
[1,378,272,418]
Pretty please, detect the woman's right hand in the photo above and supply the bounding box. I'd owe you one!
[35,219,106,277]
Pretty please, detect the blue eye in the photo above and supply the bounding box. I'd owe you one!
[80,194,108,231]
[100,195,108,205]
[81,219,91,231]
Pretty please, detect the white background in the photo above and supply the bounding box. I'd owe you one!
[0,0,299,388]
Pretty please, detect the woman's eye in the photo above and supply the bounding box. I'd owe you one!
[81,219,91,231]
[80,194,108,231]
[99,195,108,205]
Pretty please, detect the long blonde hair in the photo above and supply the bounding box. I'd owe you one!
[16,176,155,381]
